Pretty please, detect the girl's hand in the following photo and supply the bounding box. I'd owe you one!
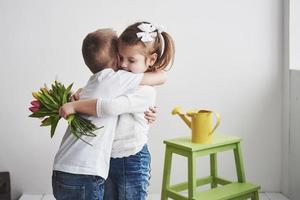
[144,106,157,124]
[59,102,76,119]
[70,88,82,102]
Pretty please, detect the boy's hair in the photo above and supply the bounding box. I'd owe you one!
[119,21,175,72]
[82,29,118,74]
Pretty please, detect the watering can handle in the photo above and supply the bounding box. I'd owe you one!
[210,111,221,135]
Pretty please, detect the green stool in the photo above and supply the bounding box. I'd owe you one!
[161,133,260,200]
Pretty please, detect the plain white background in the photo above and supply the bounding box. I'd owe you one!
[0,0,284,199]
[290,0,300,69]
[289,70,300,200]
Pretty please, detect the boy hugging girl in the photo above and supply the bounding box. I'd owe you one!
[52,21,175,200]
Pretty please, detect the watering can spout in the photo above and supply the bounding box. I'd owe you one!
[172,106,191,128]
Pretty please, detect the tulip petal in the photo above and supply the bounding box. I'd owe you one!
[30,100,41,108]
[29,106,39,113]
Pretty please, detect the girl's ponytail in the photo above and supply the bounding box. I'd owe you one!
[153,31,175,71]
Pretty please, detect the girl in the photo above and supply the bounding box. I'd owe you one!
[103,21,175,200]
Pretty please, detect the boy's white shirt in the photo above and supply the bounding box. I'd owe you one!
[53,68,143,179]
[98,85,156,158]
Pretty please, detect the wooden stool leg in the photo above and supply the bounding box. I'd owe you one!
[210,153,218,188]
[161,146,173,200]
[251,191,259,200]
[234,142,246,182]
[188,153,197,199]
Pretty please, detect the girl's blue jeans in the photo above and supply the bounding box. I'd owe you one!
[104,145,151,200]
[52,170,105,200]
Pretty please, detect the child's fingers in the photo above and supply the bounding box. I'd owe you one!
[70,93,80,102]
[69,96,75,102]
[59,107,67,119]
[149,106,157,113]
[147,117,155,124]
[144,111,155,118]
[74,93,80,100]
[148,117,156,124]
[144,111,156,124]
[59,107,64,118]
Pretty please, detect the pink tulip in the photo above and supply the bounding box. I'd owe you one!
[29,106,39,113]
[30,100,41,108]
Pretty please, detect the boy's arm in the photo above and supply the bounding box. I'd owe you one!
[59,99,97,119]
[140,71,166,86]
[59,98,157,124]
[59,71,163,119]
[59,88,156,119]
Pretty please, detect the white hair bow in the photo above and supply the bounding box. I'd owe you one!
[136,23,164,43]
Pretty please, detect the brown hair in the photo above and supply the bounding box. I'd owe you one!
[118,22,175,72]
[82,29,118,74]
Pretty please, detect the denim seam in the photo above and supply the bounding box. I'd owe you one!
[123,157,126,200]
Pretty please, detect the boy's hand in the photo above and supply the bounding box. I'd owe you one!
[70,88,82,102]
[144,106,157,124]
[59,102,76,119]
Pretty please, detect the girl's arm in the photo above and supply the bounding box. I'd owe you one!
[98,86,155,117]
[141,71,166,86]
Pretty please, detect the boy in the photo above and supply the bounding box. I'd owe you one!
[52,29,163,200]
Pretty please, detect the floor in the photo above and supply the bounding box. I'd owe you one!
[150,193,289,200]
[19,193,290,200]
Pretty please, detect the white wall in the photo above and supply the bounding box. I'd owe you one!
[285,1,300,199]
[288,70,300,200]
[290,0,300,69]
[281,0,290,196]
[0,0,283,199]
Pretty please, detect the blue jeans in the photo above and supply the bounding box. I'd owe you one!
[104,145,151,200]
[52,170,105,200]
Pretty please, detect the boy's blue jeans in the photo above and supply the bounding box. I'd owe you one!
[104,145,151,200]
[52,170,105,200]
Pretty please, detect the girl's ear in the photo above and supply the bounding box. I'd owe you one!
[148,53,158,66]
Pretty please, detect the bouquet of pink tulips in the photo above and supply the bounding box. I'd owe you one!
[29,81,100,144]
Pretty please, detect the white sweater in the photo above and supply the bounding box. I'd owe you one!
[53,69,143,179]
[97,85,156,158]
